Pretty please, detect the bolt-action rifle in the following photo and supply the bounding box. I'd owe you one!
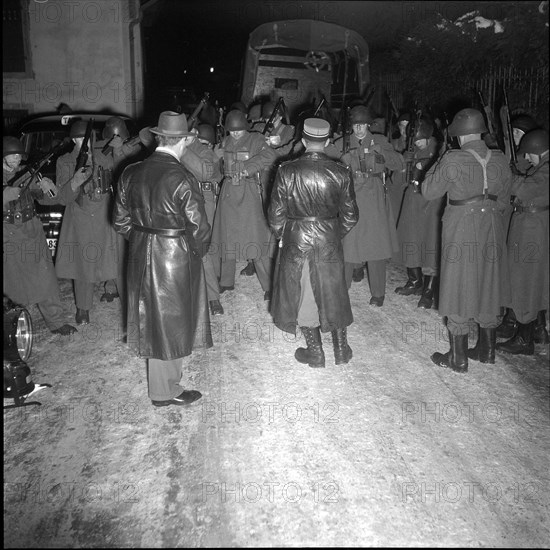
[74,118,94,174]
[262,97,285,137]
[501,87,518,170]
[187,92,210,131]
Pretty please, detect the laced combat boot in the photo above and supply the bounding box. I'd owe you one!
[467,325,496,364]
[534,310,549,344]
[331,327,353,365]
[431,333,468,373]
[417,276,438,309]
[395,267,423,296]
[496,321,535,355]
[496,308,517,339]
[295,327,325,368]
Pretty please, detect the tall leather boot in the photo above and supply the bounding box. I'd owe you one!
[431,332,468,373]
[496,321,535,355]
[534,310,549,344]
[331,327,353,365]
[395,267,423,296]
[496,308,517,339]
[467,325,496,364]
[295,327,325,368]
[417,276,438,309]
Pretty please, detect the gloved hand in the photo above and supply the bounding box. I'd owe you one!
[38,176,58,198]
[71,166,93,191]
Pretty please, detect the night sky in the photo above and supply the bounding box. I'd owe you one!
[142,0,525,109]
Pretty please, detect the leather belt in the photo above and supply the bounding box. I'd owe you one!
[287,216,337,222]
[132,224,186,237]
[3,207,36,224]
[449,194,497,206]
[514,204,549,214]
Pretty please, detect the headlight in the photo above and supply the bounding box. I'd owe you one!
[4,305,33,363]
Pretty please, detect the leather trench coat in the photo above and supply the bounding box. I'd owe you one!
[114,151,212,360]
[268,151,359,334]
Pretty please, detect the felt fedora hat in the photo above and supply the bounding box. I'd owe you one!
[150,111,195,137]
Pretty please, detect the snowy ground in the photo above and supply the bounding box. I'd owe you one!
[4,260,549,547]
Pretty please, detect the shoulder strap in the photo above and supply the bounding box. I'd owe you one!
[466,149,492,197]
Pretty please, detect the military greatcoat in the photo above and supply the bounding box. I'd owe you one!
[423,140,513,320]
[506,158,549,323]
[211,131,277,262]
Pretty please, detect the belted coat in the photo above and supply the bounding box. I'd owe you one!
[211,131,277,262]
[423,140,513,321]
[341,132,403,262]
[114,151,212,360]
[54,147,120,283]
[268,151,359,334]
[3,168,61,306]
[505,159,549,323]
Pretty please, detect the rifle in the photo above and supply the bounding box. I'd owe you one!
[75,119,94,174]
[262,97,285,137]
[8,140,71,196]
[187,92,210,131]
[215,104,225,145]
[477,90,498,146]
[385,89,399,141]
[404,106,419,189]
[501,87,518,169]
[362,85,376,110]
[313,96,326,117]
[443,111,454,151]
[341,104,351,155]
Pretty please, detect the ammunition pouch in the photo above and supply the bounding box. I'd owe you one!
[3,204,37,224]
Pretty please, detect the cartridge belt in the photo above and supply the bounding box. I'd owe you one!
[132,224,186,237]
[3,206,36,224]
[449,194,497,206]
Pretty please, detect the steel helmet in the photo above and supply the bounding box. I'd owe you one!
[350,105,372,125]
[517,129,549,156]
[369,118,386,135]
[3,136,27,158]
[102,116,129,141]
[225,110,248,132]
[248,104,262,121]
[448,108,487,137]
[197,124,215,145]
[229,101,246,113]
[511,115,538,135]
[414,118,434,140]
[69,120,89,139]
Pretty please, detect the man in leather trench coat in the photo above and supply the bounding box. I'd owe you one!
[268,118,359,368]
[114,112,212,408]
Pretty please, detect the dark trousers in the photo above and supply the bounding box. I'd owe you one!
[147,358,184,401]
[74,280,94,310]
[220,257,272,292]
[344,260,386,297]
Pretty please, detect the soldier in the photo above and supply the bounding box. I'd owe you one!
[341,105,404,306]
[497,129,549,354]
[496,114,540,338]
[395,117,444,309]
[54,120,121,325]
[181,123,224,316]
[247,103,263,131]
[211,109,278,300]
[423,108,512,373]
[3,136,76,335]
[98,117,142,306]
[268,118,358,368]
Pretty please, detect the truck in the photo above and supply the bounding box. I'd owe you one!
[240,19,370,122]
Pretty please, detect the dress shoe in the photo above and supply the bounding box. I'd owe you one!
[369,296,385,307]
[264,290,272,301]
[240,261,256,276]
[209,300,224,316]
[75,308,90,325]
[100,291,120,302]
[51,324,78,336]
[219,285,234,294]
[151,390,202,407]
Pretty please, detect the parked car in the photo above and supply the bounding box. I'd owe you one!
[17,113,137,258]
